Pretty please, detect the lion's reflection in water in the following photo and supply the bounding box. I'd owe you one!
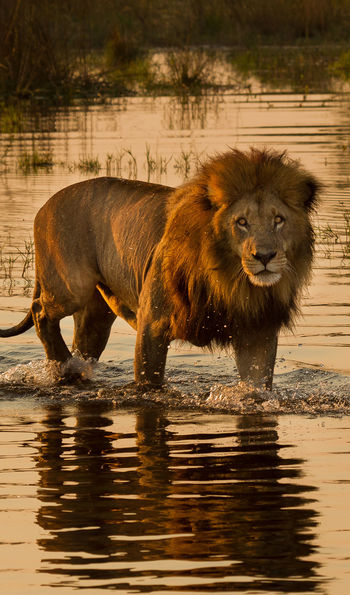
[34,402,320,592]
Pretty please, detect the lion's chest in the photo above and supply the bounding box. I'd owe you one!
[177,304,239,348]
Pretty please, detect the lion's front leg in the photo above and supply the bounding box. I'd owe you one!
[233,327,278,390]
[134,316,170,388]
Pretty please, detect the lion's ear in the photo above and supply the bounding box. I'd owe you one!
[207,173,225,209]
[302,175,321,212]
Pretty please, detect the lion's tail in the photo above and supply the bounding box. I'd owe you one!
[0,279,40,337]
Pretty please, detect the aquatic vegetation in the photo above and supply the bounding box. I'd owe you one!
[316,207,350,261]
[145,145,172,181]
[173,149,201,179]
[16,239,35,279]
[15,146,194,181]
[18,151,54,173]
[341,206,350,259]
[105,152,124,177]
[0,237,35,296]
[329,50,350,80]
[317,223,339,259]
[163,49,214,92]
[0,139,13,172]
[105,26,141,67]
[106,55,156,95]
[2,0,350,101]
[145,145,157,177]
[0,103,24,134]
[75,156,102,174]
[230,45,343,93]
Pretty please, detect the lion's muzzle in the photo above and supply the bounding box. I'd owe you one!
[242,247,286,287]
[252,250,277,267]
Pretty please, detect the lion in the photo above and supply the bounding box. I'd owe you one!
[0,148,320,389]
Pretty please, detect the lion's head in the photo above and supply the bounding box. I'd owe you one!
[163,148,320,346]
[231,197,291,288]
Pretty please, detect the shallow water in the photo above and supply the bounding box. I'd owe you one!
[0,91,350,593]
[1,401,350,594]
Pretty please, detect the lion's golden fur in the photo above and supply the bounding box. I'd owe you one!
[0,147,320,388]
[162,148,320,348]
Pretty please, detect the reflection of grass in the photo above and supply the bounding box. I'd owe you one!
[18,151,54,173]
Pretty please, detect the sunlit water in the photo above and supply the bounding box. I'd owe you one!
[0,90,350,593]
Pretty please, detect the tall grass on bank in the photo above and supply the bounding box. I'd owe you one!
[2,1,350,100]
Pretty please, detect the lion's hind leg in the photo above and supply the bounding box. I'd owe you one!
[31,298,72,363]
[72,289,116,360]
[31,298,81,384]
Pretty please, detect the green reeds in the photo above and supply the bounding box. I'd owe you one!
[18,151,54,173]
[13,145,205,181]
[76,156,102,174]
[145,145,172,181]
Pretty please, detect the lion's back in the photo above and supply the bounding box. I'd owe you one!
[34,177,174,305]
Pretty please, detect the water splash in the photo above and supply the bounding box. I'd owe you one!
[0,356,349,415]
[0,354,95,387]
[94,369,350,415]
[203,380,350,415]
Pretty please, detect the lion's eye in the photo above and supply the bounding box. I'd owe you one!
[236,217,248,228]
[274,215,285,226]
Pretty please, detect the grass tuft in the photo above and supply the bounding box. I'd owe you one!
[18,151,54,174]
[76,156,101,174]
[164,49,213,92]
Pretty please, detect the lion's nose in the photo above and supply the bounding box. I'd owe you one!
[253,251,277,267]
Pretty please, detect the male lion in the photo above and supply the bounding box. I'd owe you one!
[0,148,320,389]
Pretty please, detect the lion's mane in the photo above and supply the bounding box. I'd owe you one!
[161,148,320,348]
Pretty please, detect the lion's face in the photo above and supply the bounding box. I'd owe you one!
[228,194,291,287]
[164,148,319,342]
